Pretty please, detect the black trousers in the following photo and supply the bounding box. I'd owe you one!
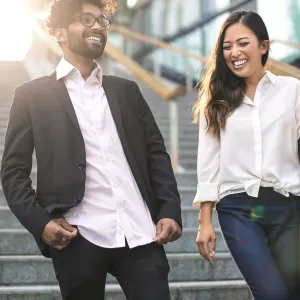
[216,188,300,300]
[51,234,171,300]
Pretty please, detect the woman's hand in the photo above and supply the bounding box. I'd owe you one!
[196,222,216,262]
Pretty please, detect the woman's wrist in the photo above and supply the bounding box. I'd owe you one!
[198,201,214,225]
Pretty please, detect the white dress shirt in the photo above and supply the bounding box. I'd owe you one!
[193,71,300,205]
[56,58,156,248]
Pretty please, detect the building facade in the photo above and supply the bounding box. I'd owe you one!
[128,0,300,78]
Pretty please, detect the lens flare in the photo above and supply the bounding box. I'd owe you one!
[250,206,265,222]
[0,0,32,61]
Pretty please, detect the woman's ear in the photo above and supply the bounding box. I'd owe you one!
[54,28,67,45]
[260,40,270,55]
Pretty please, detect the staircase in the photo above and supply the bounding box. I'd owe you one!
[0,60,251,299]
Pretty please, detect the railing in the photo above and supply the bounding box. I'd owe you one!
[111,24,300,80]
[271,40,300,51]
[31,16,187,171]
[111,24,208,91]
[30,16,300,172]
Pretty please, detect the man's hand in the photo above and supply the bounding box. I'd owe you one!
[41,218,78,250]
[155,218,182,245]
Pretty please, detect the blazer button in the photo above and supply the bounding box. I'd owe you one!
[75,197,81,203]
[78,162,85,170]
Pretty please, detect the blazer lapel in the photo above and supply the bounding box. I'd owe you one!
[103,76,149,201]
[49,72,81,132]
[103,76,128,147]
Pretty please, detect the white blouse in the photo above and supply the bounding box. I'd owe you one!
[193,71,300,205]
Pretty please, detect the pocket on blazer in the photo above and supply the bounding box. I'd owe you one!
[36,194,58,208]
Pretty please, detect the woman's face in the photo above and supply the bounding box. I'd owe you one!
[222,22,268,79]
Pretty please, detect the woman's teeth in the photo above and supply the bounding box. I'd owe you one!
[233,59,248,68]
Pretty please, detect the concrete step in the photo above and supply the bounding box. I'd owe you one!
[0,281,251,299]
[175,171,197,187]
[179,187,198,207]
[0,204,213,229]
[181,207,220,228]
[0,205,216,230]
[0,253,241,285]
[0,183,198,206]
[0,207,24,229]
[0,228,227,255]
[156,124,198,133]
[181,158,199,169]
[165,140,198,150]
[180,151,197,162]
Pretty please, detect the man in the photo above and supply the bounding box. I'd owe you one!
[1,0,182,299]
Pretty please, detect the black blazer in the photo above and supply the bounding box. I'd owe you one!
[1,74,182,257]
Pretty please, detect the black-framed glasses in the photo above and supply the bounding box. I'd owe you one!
[72,13,111,31]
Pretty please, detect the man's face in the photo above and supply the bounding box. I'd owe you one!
[65,3,109,59]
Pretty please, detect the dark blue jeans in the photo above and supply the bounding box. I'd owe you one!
[216,188,300,300]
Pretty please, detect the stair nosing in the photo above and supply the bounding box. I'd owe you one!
[0,280,248,294]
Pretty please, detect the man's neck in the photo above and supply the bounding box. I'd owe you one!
[64,53,95,81]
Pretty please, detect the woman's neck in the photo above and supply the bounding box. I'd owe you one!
[244,68,266,100]
[245,68,266,90]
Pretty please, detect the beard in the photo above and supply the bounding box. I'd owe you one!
[66,29,107,60]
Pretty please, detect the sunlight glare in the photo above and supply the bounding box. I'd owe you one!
[0,0,32,61]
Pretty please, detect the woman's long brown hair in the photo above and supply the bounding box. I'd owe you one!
[193,11,270,136]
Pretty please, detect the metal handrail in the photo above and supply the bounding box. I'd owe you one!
[31,16,184,171]
[111,24,300,80]
[271,39,300,51]
[105,42,186,100]
[111,24,209,63]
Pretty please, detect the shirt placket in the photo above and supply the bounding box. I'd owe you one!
[252,89,263,182]
[110,171,126,246]
[84,81,125,246]
[101,115,125,246]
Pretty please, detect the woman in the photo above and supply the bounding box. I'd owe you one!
[193,10,300,300]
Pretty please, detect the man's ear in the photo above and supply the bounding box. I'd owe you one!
[260,40,270,55]
[54,28,68,45]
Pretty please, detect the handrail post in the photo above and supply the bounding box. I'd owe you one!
[169,98,179,172]
[122,35,128,55]
[153,51,162,78]
[185,59,193,92]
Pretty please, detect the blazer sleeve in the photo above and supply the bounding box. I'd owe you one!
[192,100,220,206]
[1,86,51,244]
[132,83,182,228]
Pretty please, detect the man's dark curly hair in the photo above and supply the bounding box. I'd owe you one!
[46,0,117,36]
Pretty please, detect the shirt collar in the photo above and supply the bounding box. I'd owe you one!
[265,70,277,85]
[242,71,277,105]
[56,57,103,86]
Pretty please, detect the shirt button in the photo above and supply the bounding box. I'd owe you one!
[78,162,85,170]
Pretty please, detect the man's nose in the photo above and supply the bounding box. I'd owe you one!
[91,20,102,30]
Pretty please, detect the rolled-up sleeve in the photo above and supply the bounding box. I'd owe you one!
[193,101,220,206]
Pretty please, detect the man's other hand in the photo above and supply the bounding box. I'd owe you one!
[155,218,182,245]
[41,218,78,250]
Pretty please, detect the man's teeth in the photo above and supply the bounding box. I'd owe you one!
[233,59,247,66]
[87,36,101,42]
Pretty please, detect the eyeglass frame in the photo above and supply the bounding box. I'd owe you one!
[70,12,111,31]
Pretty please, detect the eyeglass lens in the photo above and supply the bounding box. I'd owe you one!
[81,14,110,29]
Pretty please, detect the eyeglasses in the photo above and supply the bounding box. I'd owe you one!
[72,13,111,31]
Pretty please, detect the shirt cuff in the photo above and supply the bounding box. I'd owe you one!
[192,183,219,206]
